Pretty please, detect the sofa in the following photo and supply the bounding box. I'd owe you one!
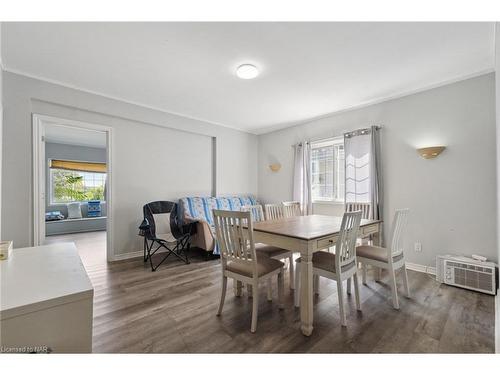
[178,196,258,254]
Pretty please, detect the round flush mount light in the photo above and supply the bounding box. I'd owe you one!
[236,64,259,79]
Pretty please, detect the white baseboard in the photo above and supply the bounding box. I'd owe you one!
[496,294,500,354]
[405,262,436,275]
[112,250,144,261]
[111,247,170,262]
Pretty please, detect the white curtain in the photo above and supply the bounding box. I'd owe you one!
[292,141,312,215]
[344,126,382,221]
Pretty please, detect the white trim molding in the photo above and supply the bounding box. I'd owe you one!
[4,66,495,136]
[405,262,436,275]
[32,114,114,262]
[112,247,171,262]
[252,68,495,135]
[112,251,145,262]
[496,294,500,353]
[4,67,249,134]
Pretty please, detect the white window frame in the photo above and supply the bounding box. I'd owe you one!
[310,136,345,204]
[48,162,107,206]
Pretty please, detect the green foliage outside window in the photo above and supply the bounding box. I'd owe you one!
[51,169,106,203]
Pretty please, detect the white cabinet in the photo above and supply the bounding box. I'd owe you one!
[0,243,94,353]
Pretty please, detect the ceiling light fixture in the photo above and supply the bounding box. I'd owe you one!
[236,64,259,79]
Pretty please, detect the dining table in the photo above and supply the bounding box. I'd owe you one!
[248,214,382,336]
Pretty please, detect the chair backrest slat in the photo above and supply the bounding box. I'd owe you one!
[282,201,302,217]
[213,209,257,274]
[335,211,362,271]
[389,208,409,259]
[345,202,371,220]
[264,203,284,220]
[241,205,265,222]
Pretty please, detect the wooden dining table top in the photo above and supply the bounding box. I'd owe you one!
[250,214,381,241]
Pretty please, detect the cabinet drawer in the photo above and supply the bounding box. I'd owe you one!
[317,236,336,249]
[362,224,379,236]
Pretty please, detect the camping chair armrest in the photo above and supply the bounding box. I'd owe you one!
[138,218,153,238]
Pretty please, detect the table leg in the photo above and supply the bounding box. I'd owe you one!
[300,250,314,336]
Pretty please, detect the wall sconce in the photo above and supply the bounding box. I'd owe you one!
[269,163,281,172]
[417,146,446,159]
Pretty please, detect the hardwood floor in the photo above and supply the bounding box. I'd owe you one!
[73,243,495,353]
[45,230,107,267]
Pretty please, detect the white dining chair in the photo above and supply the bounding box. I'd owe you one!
[345,202,371,220]
[345,201,372,283]
[213,209,285,333]
[282,201,302,217]
[242,204,295,291]
[264,203,284,220]
[356,208,410,309]
[294,211,362,326]
[346,201,372,248]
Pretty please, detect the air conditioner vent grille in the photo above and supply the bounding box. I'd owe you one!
[436,255,497,295]
[447,261,492,273]
[452,268,492,291]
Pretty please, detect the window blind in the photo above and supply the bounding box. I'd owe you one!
[49,159,106,173]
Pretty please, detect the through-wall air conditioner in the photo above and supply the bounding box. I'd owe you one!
[436,255,498,295]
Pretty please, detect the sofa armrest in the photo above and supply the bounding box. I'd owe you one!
[183,215,206,225]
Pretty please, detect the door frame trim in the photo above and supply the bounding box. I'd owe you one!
[32,114,114,262]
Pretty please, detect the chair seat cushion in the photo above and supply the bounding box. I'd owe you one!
[255,243,291,259]
[356,245,403,263]
[227,257,284,278]
[296,251,355,273]
[155,232,177,243]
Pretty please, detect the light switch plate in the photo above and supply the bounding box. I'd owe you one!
[414,242,422,252]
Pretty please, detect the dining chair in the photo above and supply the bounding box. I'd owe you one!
[356,208,410,309]
[345,202,371,219]
[264,203,284,220]
[213,209,285,333]
[345,202,372,280]
[282,201,302,217]
[242,204,295,291]
[294,211,363,326]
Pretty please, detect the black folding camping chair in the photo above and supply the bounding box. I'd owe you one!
[138,201,194,271]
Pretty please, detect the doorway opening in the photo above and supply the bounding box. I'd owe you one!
[33,115,113,265]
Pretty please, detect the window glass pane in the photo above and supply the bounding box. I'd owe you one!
[51,168,106,203]
[311,138,345,202]
[311,145,334,201]
[336,145,345,201]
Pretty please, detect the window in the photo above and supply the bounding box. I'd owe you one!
[311,137,345,202]
[50,160,106,204]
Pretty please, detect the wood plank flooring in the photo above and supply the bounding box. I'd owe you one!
[47,232,496,353]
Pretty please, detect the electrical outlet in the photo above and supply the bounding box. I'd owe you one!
[414,242,422,252]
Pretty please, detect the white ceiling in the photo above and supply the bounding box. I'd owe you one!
[2,22,495,134]
[45,123,107,148]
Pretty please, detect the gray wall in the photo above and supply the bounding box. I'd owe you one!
[494,22,500,353]
[0,68,3,241]
[258,73,498,267]
[1,71,258,257]
[1,68,497,267]
[45,142,107,234]
[0,24,3,240]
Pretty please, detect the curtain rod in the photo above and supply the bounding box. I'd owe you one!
[291,125,382,147]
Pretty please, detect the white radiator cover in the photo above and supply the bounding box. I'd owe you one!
[436,255,498,295]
